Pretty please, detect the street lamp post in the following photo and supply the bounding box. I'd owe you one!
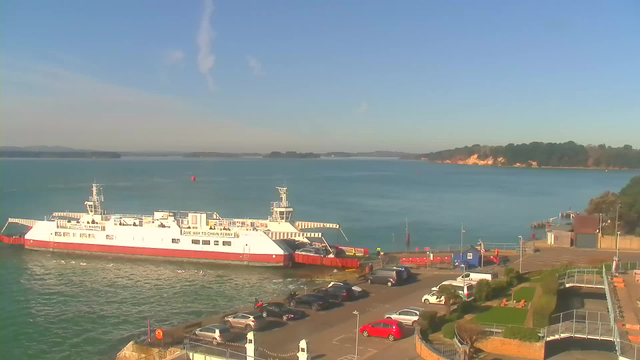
[353,311,360,359]
[518,236,523,273]
[615,204,621,258]
[478,239,484,268]
[460,223,464,268]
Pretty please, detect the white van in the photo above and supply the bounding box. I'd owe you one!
[456,272,496,283]
[431,280,475,300]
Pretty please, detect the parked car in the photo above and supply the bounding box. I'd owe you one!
[295,247,325,256]
[194,324,233,344]
[431,280,475,301]
[422,290,445,305]
[360,319,405,341]
[364,268,403,287]
[314,285,355,302]
[327,281,364,294]
[224,311,267,331]
[391,266,413,280]
[259,302,305,321]
[384,307,423,326]
[456,271,496,282]
[287,293,330,311]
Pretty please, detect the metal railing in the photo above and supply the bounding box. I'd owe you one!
[431,242,534,254]
[184,338,266,360]
[558,268,604,288]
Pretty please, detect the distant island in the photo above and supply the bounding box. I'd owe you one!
[183,152,262,158]
[406,142,640,169]
[1,146,121,159]
[264,151,321,159]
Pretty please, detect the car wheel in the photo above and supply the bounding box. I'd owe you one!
[387,281,393,287]
[368,279,372,284]
[363,331,369,337]
[262,311,268,318]
[212,338,219,345]
[225,321,232,328]
[388,334,396,341]
[385,317,392,320]
[411,321,417,327]
[244,325,253,332]
[312,303,319,311]
[282,315,289,321]
[423,299,430,305]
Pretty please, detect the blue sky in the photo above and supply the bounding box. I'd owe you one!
[1,1,639,152]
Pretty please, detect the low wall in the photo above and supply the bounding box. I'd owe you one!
[116,341,182,360]
[599,235,640,250]
[476,337,545,360]
[414,332,453,360]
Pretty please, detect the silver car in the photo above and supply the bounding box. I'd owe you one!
[224,311,266,331]
[384,307,423,326]
[194,324,233,344]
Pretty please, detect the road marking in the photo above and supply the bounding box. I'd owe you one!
[332,334,351,344]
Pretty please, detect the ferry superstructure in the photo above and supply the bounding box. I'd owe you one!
[0,184,345,266]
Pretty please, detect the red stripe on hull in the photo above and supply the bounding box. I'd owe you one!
[0,235,26,245]
[24,239,291,266]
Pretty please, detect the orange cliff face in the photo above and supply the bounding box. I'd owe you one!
[423,155,540,168]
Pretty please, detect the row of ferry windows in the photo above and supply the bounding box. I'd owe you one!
[54,232,96,239]
[171,238,231,246]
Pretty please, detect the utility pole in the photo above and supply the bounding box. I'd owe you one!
[478,239,484,268]
[518,236,523,273]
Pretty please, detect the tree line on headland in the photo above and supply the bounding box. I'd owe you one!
[1,150,121,159]
[408,142,640,169]
[585,176,640,236]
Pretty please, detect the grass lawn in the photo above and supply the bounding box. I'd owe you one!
[513,286,537,302]
[473,306,528,326]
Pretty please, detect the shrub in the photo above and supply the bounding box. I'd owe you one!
[531,293,557,327]
[491,279,508,298]
[539,271,559,295]
[418,310,438,334]
[446,311,464,322]
[442,322,456,339]
[475,279,492,302]
[503,326,540,342]
[505,267,521,287]
[458,300,475,315]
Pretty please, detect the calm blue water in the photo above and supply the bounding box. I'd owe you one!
[1,158,638,359]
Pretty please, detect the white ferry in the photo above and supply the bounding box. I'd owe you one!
[0,184,352,267]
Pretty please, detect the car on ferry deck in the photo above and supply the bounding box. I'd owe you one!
[295,247,325,256]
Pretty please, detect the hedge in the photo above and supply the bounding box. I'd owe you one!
[531,293,557,327]
[442,322,456,339]
[503,326,540,342]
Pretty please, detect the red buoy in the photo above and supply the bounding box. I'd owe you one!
[191,176,196,181]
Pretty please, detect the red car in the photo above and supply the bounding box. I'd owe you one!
[359,319,405,341]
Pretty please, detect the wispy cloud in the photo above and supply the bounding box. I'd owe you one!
[356,101,369,115]
[197,0,216,91]
[0,61,290,151]
[247,56,264,76]
[165,49,185,65]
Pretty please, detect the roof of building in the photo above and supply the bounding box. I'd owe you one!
[573,215,599,234]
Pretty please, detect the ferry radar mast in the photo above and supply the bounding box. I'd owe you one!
[85,183,105,216]
[270,187,293,222]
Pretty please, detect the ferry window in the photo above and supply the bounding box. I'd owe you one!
[106,235,114,240]
[214,240,219,245]
[80,233,88,238]
[172,238,180,244]
[222,241,232,246]
[89,234,96,239]
[202,240,210,245]
[192,239,200,245]
[55,232,62,236]
[63,232,70,237]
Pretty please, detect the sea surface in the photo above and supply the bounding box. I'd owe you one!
[1,158,638,359]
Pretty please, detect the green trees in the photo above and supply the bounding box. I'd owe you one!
[585,176,640,235]
[437,284,462,317]
[418,310,438,335]
[475,279,492,302]
[416,142,640,169]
